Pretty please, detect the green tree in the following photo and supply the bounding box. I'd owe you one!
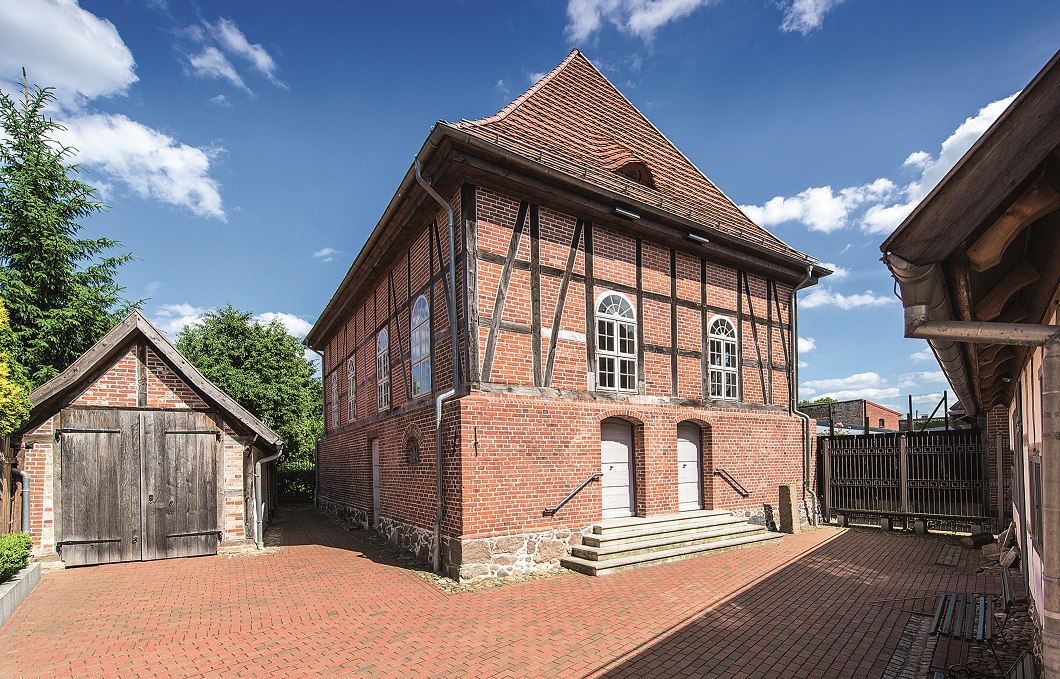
[176,305,322,469]
[0,300,30,436]
[0,74,135,386]
[798,396,837,407]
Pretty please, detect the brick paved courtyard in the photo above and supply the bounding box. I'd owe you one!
[0,510,1003,678]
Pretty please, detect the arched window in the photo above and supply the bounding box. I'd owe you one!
[410,295,431,396]
[708,317,738,400]
[328,372,339,430]
[376,329,391,411]
[596,292,637,393]
[346,355,356,422]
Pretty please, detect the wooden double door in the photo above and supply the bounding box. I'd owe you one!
[57,408,223,566]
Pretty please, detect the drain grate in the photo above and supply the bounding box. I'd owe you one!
[935,545,961,567]
[883,614,937,679]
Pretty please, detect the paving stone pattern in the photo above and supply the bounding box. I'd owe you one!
[0,510,1000,678]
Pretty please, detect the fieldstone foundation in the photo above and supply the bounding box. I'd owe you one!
[449,526,593,582]
[318,497,369,529]
[379,516,434,564]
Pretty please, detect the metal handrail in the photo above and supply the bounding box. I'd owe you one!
[714,468,751,497]
[543,472,602,516]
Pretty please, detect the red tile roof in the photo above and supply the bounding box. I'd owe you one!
[452,50,810,262]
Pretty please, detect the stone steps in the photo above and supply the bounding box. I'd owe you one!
[561,511,782,576]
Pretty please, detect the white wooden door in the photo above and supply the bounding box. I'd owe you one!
[677,424,702,511]
[371,439,381,529]
[601,419,634,519]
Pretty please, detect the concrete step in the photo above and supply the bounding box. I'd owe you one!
[594,509,731,536]
[561,531,783,576]
[572,523,768,561]
[582,514,748,547]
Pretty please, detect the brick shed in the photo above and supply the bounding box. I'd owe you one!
[14,312,283,566]
[307,50,830,580]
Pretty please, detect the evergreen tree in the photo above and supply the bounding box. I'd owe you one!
[177,305,323,469]
[0,73,136,386]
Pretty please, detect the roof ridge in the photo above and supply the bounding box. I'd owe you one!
[454,49,582,129]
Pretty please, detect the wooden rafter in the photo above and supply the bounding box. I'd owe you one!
[974,260,1040,320]
[968,182,1060,271]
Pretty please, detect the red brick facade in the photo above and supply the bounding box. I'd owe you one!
[311,51,825,578]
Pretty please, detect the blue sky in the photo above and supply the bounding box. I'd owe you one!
[1,1,1058,416]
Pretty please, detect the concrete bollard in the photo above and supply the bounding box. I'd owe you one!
[880,517,893,531]
[836,513,848,527]
[914,519,928,535]
[778,485,800,534]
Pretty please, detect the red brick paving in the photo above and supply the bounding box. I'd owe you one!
[0,510,993,678]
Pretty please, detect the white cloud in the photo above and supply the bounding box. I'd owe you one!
[57,113,226,220]
[779,0,844,35]
[910,346,934,361]
[741,179,895,233]
[800,287,893,310]
[797,336,816,353]
[741,93,1019,237]
[819,262,849,280]
[254,312,312,338]
[528,71,548,85]
[187,46,248,92]
[0,0,137,110]
[899,370,946,388]
[566,0,716,42]
[313,247,341,263]
[153,303,209,335]
[802,371,900,402]
[208,18,285,88]
[210,94,231,108]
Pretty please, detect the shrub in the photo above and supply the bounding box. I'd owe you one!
[0,533,32,581]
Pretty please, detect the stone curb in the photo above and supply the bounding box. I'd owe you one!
[0,562,41,627]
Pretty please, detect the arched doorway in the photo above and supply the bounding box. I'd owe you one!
[600,418,634,519]
[677,422,703,511]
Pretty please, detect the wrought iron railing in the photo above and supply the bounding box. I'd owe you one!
[542,473,602,517]
[714,468,751,497]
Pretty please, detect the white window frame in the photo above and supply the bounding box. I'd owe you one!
[708,316,739,401]
[410,295,431,397]
[346,355,356,422]
[376,329,391,411]
[328,372,339,430]
[595,291,637,394]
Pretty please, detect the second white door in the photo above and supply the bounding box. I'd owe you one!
[677,424,702,511]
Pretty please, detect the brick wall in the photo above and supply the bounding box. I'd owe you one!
[314,182,811,572]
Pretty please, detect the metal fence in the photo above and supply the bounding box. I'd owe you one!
[819,430,993,531]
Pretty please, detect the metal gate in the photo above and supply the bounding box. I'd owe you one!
[820,430,992,530]
[57,409,222,566]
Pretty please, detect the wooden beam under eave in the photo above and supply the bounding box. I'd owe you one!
[968,183,1060,272]
[974,260,1040,320]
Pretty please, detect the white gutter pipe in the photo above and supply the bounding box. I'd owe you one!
[414,159,463,574]
[254,442,283,549]
[789,265,819,526]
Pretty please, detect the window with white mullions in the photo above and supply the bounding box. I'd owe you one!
[708,317,738,400]
[410,295,431,397]
[596,292,637,393]
[376,329,391,411]
[346,355,356,422]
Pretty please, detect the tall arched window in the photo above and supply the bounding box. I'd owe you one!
[376,329,391,411]
[708,317,738,400]
[596,292,637,393]
[354,351,362,421]
[410,295,431,397]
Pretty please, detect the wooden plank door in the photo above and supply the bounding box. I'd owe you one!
[677,423,703,511]
[58,409,142,566]
[142,411,221,560]
[601,419,634,519]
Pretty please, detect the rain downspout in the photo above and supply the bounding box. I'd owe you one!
[13,467,29,533]
[414,158,463,574]
[790,265,819,526]
[254,441,283,549]
[311,347,324,509]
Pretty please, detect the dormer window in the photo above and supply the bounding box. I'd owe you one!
[615,161,654,188]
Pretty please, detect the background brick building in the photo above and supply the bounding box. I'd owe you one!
[308,50,829,580]
[802,398,902,432]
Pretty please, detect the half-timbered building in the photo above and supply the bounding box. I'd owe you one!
[307,50,829,579]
